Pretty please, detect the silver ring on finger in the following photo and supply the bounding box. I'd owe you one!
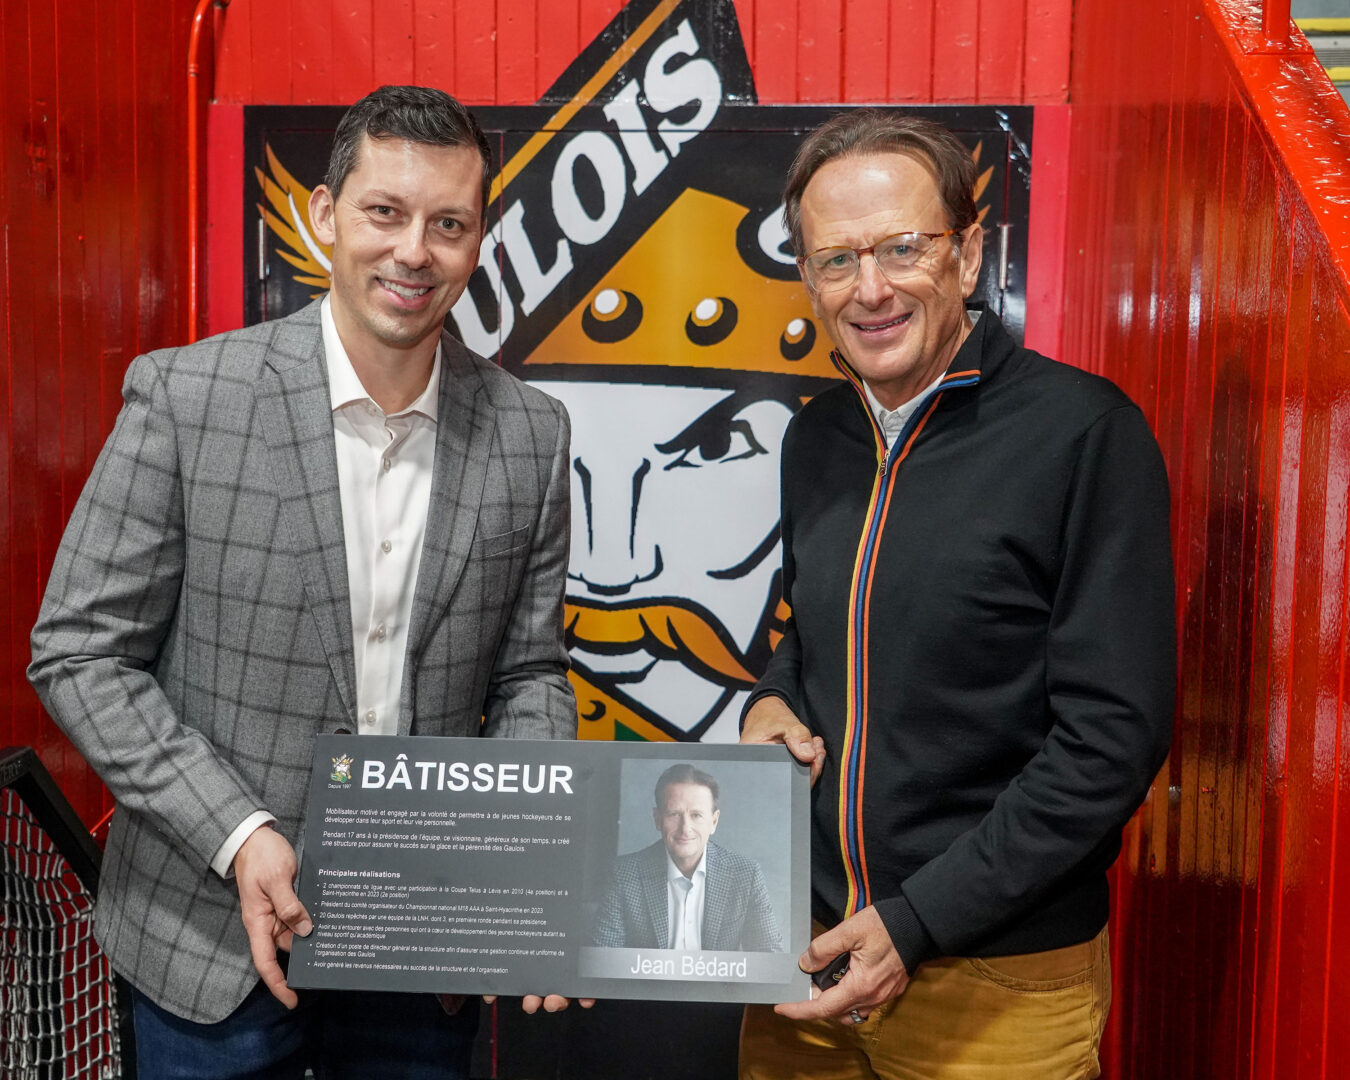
[850,1009,864,1025]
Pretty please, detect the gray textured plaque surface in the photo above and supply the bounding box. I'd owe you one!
[288,735,811,1004]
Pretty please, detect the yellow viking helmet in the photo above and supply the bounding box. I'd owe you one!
[524,188,837,379]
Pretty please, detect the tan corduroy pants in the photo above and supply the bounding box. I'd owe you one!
[739,926,1110,1080]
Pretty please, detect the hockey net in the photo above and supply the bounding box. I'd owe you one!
[1,752,122,1079]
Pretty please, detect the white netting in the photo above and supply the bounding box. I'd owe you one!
[0,787,121,1079]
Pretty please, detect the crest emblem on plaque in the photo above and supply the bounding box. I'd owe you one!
[330,754,354,785]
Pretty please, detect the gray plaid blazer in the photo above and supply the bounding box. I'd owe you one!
[590,840,784,952]
[29,300,576,1023]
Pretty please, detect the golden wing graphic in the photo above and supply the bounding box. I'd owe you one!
[255,144,332,295]
[971,141,994,225]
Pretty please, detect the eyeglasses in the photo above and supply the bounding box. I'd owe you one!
[798,230,960,293]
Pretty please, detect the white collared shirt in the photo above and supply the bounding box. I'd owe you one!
[863,370,946,451]
[322,295,441,739]
[666,848,709,950]
[210,296,441,877]
[865,311,982,450]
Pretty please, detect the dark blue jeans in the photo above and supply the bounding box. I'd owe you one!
[129,980,478,1080]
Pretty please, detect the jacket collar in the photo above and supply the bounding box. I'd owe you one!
[829,308,1007,454]
[401,333,495,718]
[827,306,1013,399]
[256,300,358,720]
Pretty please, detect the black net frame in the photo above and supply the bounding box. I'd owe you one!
[1,747,125,1079]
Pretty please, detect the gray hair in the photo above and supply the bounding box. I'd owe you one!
[783,109,978,256]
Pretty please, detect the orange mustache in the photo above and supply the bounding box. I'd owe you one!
[564,598,756,687]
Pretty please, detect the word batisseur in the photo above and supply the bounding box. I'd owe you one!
[362,754,574,795]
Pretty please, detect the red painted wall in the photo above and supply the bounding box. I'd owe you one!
[209,0,1071,107]
[1,0,196,828]
[1062,1,1350,1076]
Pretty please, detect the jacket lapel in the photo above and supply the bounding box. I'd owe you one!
[643,842,670,948]
[255,303,358,723]
[401,334,495,727]
[702,842,729,948]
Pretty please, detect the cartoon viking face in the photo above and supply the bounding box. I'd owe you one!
[526,189,837,743]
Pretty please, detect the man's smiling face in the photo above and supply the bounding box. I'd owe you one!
[655,781,720,876]
[310,134,484,364]
[799,151,982,410]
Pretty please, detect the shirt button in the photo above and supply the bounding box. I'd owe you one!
[364,709,377,726]
[375,624,387,641]
[381,540,392,553]
[382,458,392,472]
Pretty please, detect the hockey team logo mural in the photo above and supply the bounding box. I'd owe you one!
[246,0,1019,743]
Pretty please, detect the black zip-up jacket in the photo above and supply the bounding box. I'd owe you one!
[748,311,1176,970]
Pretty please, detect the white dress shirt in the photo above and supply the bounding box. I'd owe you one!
[863,370,946,451]
[324,298,440,738]
[864,313,981,450]
[210,296,441,877]
[666,848,709,950]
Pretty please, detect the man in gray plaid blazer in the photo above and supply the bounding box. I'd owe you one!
[591,764,784,953]
[29,86,577,1078]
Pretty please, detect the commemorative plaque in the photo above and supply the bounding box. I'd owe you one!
[287,735,811,1004]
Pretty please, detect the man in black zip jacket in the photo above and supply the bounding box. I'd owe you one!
[738,110,1175,1080]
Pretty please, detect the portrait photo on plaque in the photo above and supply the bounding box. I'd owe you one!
[582,757,791,974]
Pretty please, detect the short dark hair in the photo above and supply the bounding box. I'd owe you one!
[654,764,720,811]
[782,109,978,257]
[324,84,494,216]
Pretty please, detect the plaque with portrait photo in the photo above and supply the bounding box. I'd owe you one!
[288,735,811,1004]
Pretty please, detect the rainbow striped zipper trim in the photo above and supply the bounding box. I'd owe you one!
[828,350,981,914]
